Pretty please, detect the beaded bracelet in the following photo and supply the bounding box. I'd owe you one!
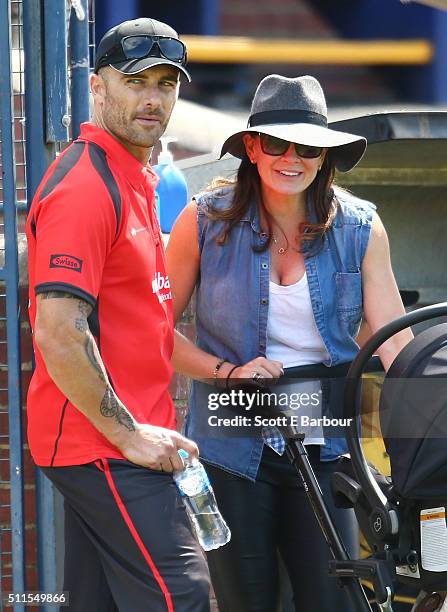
[213,358,228,379]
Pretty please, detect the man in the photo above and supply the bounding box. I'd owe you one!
[26,18,210,612]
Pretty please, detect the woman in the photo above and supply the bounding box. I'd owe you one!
[167,74,413,611]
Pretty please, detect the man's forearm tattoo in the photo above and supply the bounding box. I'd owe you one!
[84,336,135,431]
[84,335,106,383]
[100,387,136,431]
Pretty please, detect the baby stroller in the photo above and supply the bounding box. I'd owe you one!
[281,302,447,611]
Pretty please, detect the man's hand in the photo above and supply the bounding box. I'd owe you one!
[119,424,199,472]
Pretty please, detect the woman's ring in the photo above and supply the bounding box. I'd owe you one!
[252,372,263,381]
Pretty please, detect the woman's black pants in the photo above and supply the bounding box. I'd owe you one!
[205,445,359,612]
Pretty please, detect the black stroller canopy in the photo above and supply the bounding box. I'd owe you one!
[381,323,447,500]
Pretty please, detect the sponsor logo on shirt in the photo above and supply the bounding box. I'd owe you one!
[152,272,172,303]
[49,254,83,273]
[130,226,149,237]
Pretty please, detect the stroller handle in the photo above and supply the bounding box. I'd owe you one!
[344,302,447,537]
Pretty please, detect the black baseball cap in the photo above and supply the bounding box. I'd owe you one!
[94,18,191,82]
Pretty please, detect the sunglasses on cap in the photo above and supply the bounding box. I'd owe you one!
[259,134,323,159]
[121,35,187,64]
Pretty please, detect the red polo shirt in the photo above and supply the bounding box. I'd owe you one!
[26,123,176,466]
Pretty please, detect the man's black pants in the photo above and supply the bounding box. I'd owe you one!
[42,459,211,612]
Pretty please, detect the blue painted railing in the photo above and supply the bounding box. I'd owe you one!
[0,2,25,610]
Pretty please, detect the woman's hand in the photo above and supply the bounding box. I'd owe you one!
[227,357,284,385]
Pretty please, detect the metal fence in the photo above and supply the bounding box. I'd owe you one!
[0,1,26,608]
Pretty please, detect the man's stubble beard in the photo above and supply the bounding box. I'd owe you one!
[104,98,167,149]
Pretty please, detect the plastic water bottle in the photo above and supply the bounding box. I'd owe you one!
[173,450,231,551]
[153,137,188,233]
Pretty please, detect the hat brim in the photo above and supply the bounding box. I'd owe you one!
[110,57,191,82]
[220,123,366,172]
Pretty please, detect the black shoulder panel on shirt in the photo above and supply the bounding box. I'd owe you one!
[39,141,86,201]
[87,142,122,237]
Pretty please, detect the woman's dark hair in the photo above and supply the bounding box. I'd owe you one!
[206,144,337,252]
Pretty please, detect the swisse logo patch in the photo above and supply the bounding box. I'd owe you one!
[49,254,83,273]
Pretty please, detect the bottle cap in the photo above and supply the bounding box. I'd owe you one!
[178,449,189,460]
[157,136,177,164]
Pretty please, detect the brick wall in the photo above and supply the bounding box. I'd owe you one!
[220,0,333,39]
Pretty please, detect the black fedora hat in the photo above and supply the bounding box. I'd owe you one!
[220,74,366,172]
[95,18,191,82]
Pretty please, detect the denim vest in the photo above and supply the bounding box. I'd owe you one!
[185,184,375,481]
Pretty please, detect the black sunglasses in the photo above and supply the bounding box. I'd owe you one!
[120,35,187,65]
[259,134,323,159]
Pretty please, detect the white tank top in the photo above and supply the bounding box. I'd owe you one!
[266,272,330,367]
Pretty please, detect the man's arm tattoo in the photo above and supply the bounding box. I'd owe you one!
[100,387,136,432]
[40,291,93,333]
[75,300,92,331]
[39,292,133,430]
[84,335,106,383]
[83,335,135,431]
[75,318,88,332]
[40,293,134,432]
